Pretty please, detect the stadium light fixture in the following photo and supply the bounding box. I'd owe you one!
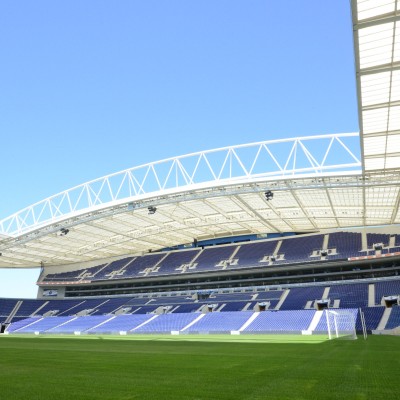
[59,228,69,236]
[264,191,274,201]
[148,206,157,215]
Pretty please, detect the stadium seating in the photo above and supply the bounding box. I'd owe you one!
[156,249,201,275]
[374,281,400,305]
[328,283,369,308]
[134,313,199,333]
[103,253,166,279]
[14,316,76,333]
[40,232,379,284]
[92,314,154,333]
[4,268,400,335]
[185,311,252,333]
[244,310,315,333]
[366,233,390,249]
[327,232,363,259]
[355,307,385,332]
[48,315,112,333]
[233,240,279,268]
[279,286,325,310]
[0,298,19,322]
[6,317,41,332]
[278,235,324,263]
[385,306,400,330]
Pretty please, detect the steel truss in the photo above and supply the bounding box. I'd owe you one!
[0,133,360,238]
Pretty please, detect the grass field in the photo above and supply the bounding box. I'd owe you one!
[1,334,399,400]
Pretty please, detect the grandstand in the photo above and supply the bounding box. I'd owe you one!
[1,0,400,338]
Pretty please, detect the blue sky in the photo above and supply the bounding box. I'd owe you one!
[0,0,358,298]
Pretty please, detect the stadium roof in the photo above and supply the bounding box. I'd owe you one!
[353,0,400,171]
[1,0,400,268]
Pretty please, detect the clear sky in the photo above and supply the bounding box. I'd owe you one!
[0,0,359,298]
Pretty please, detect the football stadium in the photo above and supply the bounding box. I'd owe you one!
[1,1,400,399]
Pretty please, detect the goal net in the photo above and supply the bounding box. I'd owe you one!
[325,309,357,340]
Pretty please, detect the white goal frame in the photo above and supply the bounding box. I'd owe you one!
[325,309,357,340]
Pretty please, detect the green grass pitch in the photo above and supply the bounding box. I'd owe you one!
[1,334,399,400]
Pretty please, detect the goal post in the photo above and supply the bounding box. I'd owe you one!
[325,309,357,340]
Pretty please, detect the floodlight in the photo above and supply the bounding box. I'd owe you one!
[264,190,274,201]
[59,228,69,236]
[148,206,157,215]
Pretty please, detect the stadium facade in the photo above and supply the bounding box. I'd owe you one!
[1,0,400,335]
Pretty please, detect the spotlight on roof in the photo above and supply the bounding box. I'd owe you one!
[264,190,274,201]
[148,206,157,215]
[59,228,69,236]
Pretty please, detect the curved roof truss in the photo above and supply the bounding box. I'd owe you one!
[0,133,360,238]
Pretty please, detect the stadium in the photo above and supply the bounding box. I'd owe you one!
[1,1,400,399]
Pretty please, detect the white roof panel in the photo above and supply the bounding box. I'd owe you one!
[353,0,400,170]
[357,0,397,21]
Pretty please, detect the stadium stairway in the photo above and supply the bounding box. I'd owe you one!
[368,284,375,307]
[180,313,205,332]
[361,232,368,251]
[47,317,79,333]
[57,300,87,316]
[31,301,49,316]
[238,312,259,332]
[13,317,44,333]
[322,287,330,299]
[275,289,290,310]
[307,310,324,332]
[242,302,253,311]
[86,315,117,333]
[376,308,392,330]
[130,314,159,332]
[5,301,22,323]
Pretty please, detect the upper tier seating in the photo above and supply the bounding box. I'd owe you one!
[327,232,363,259]
[278,235,324,264]
[328,283,369,308]
[41,231,383,283]
[102,253,166,279]
[91,257,136,280]
[44,264,107,281]
[254,290,284,301]
[279,287,325,310]
[194,246,239,272]
[374,281,400,305]
[233,240,279,268]
[155,249,201,275]
[367,233,390,248]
